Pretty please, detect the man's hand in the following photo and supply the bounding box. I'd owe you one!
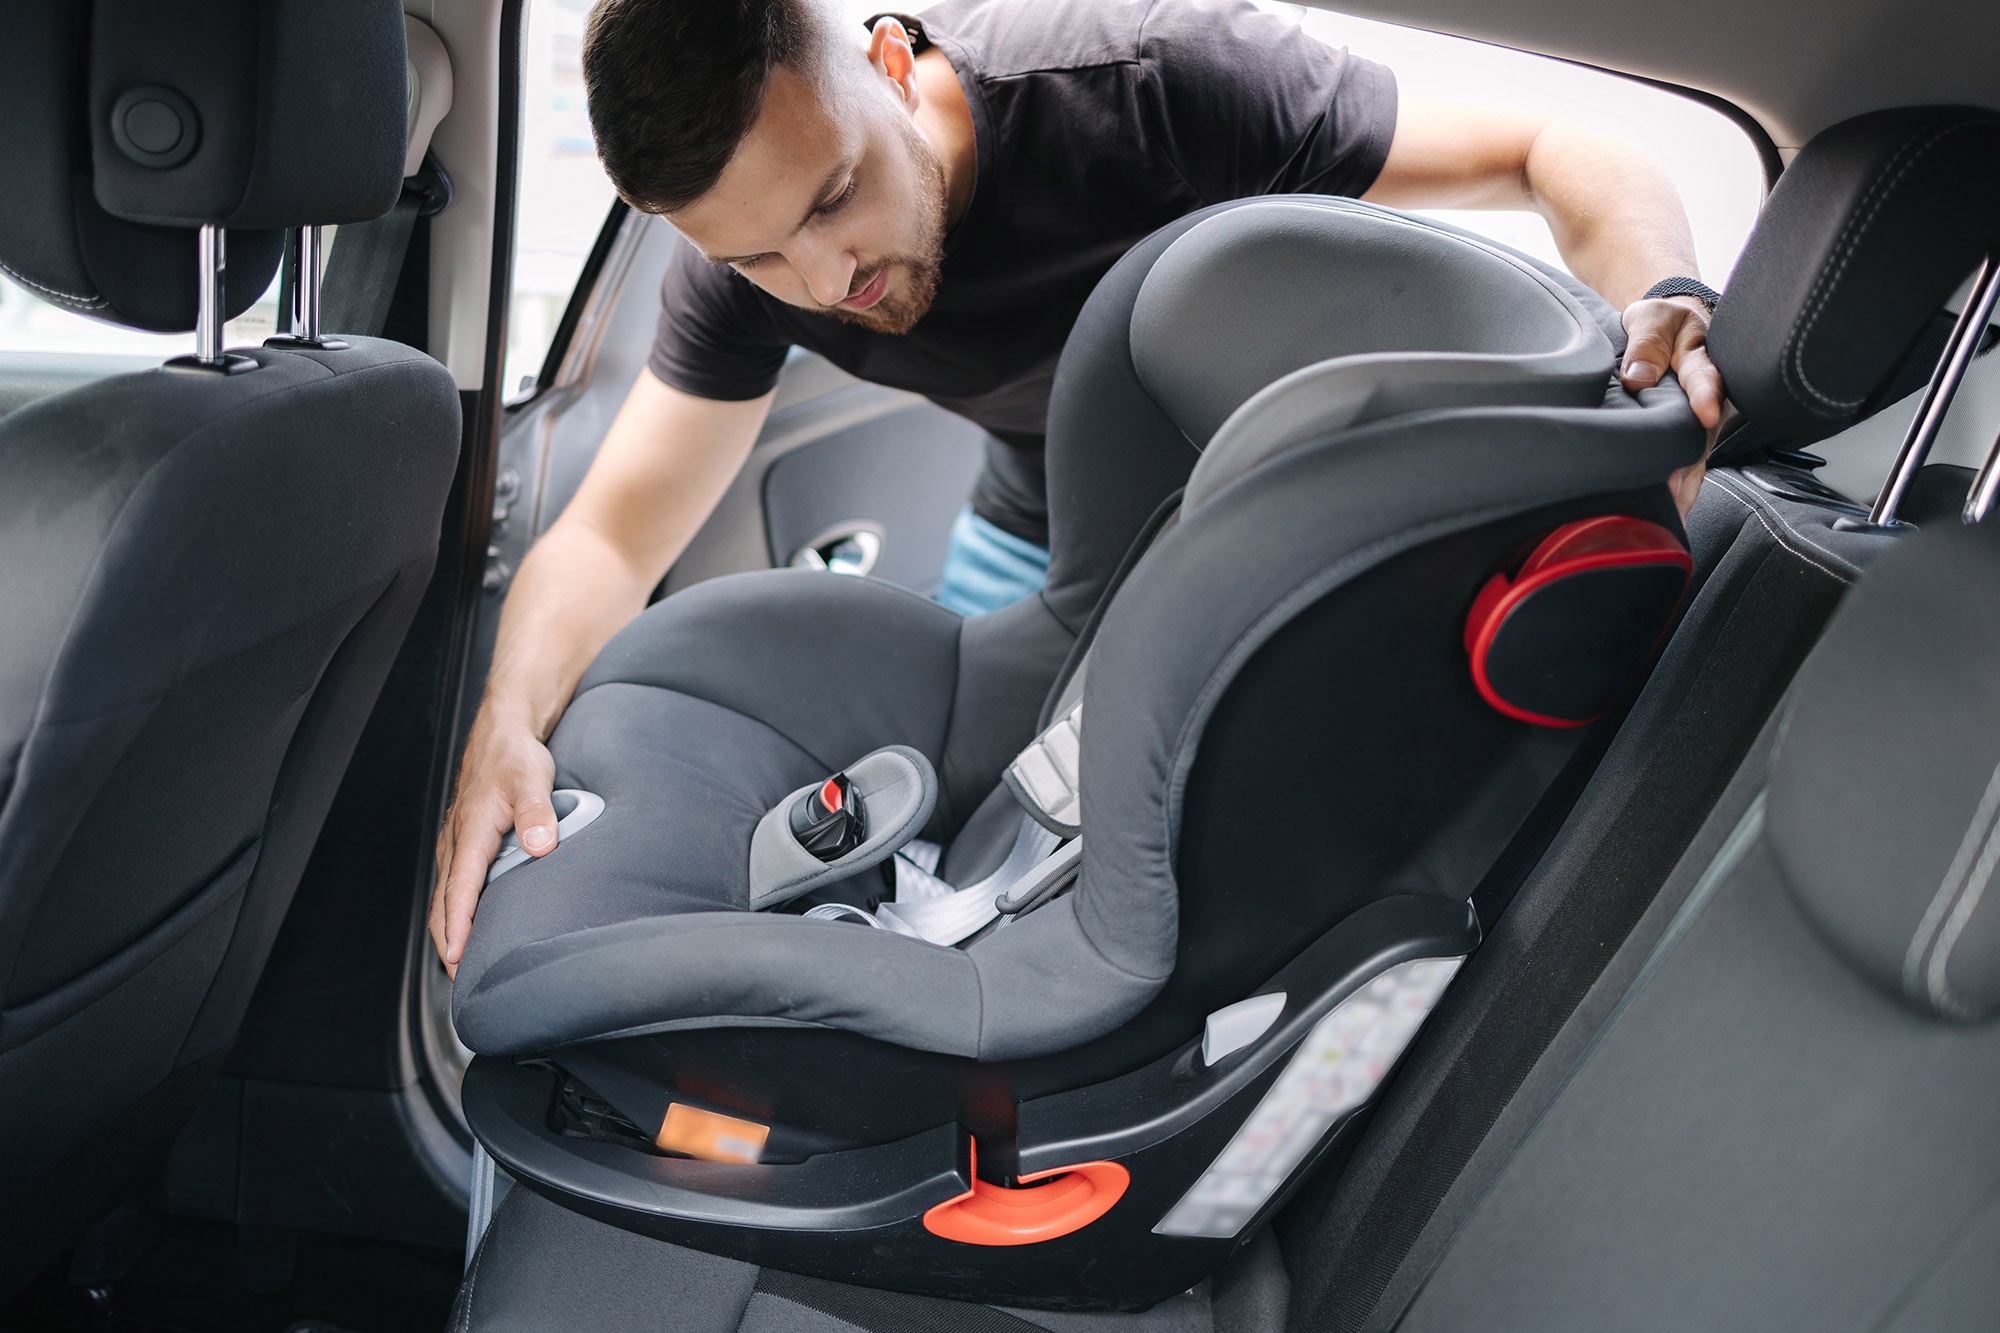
[1619,294,1727,517]
[1619,294,1724,429]
[430,711,559,979]
[1365,102,1729,515]
[422,374,774,977]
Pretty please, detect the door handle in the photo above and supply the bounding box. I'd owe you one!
[789,523,883,578]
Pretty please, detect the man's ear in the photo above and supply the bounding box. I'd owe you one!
[866,16,920,108]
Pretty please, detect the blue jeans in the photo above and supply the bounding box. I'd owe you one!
[936,508,1050,617]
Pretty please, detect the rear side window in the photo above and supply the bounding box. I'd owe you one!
[0,269,280,358]
[504,0,621,401]
[1263,3,1767,286]
[490,0,1768,402]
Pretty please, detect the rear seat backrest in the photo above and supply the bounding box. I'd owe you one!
[1390,521,2000,1333]
[1285,103,2000,1333]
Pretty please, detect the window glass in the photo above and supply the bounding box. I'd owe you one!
[0,265,281,357]
[1260,3,1766,287]
[505,0,621,402]
[491,0,1766,404]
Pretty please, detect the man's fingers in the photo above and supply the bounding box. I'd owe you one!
[428,820,456,963]
[441,811,504,974]
[1672,333,1726,430]
[515,790,560,858]
[1668,460,1709,519]
[1619,315,1677,391]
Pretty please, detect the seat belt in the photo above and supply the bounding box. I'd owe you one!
[318,194,421,337]
[802,700,1087,945]
[310,155,451,339]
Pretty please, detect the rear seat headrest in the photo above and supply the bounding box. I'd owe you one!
[1708,107,2000,444]
[1767,520,2000,1022]
[0,0,408,334]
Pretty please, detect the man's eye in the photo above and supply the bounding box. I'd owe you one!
[814,178,858,219]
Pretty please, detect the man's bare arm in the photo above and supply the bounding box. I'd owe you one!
[1365,99,1726,445]
[430,370,773,975]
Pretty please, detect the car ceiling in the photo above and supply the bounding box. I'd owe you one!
[1312,0,2000,152]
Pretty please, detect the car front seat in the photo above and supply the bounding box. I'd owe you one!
[451,193,1703,1307]
[0,0,459,1294]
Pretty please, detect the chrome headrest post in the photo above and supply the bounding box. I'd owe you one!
[193,223,226,367]
[1870,254,2000,526]
[266,224,348,352]
[1962,426,2000,523]
[290,225,323,343]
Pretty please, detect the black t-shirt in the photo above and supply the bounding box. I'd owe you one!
[648,0,1398,546]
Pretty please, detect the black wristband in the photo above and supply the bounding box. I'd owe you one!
[1642,277,1722,312]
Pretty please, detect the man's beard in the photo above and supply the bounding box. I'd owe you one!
[822,123,948,336]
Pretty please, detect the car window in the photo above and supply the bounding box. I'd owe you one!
[494,0,1768,405]
[504,0,622,402]
[1260,3,1767,286]
[0,266,281,358]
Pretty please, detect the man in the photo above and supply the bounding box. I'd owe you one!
[430,0,1726,974]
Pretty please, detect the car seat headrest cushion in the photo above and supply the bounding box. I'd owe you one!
[1767,520,2000,1022]
[88,0,409,230]
[1708,107,2000,444]
[0,2,284,332]
[1129,198,1609,449]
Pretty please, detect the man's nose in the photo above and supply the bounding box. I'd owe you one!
[795,240,857,308]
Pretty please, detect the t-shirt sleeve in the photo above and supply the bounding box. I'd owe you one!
[647,237,793,401]
[1138,0,1398,205]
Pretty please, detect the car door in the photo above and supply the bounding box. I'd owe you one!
[470,199,991,740]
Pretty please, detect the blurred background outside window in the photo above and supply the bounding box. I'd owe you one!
[2,1,1765,385]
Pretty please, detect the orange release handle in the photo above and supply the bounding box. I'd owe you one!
[922,1143,1130,1246]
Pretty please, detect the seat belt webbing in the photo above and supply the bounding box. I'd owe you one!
[319,193,422,338]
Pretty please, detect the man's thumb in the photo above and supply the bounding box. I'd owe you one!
[516,792,560,856]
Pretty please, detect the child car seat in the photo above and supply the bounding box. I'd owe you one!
[442,107,2000,1330]
[452,197,1702,1307]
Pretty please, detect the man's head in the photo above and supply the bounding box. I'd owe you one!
[584,0,950,334]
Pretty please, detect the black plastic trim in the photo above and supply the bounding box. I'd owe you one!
[462,895,1477,1310]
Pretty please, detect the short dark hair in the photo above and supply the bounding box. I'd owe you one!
[583,0,831,214]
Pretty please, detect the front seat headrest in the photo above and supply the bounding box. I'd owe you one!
[0,0,409,333]
[1708,106,2000,444]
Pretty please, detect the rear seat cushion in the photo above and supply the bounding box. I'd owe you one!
[451,1185,1280,1333]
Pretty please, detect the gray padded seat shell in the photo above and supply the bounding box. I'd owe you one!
[0,0,457,1294]
[451,198,1686,1062]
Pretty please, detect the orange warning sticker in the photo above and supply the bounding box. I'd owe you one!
[655,1103,770,1164]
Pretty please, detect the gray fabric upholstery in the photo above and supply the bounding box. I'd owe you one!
[452,1186,760,1333]
[1707,106,2000,444]
[1399,805,2000,1333]
[748,747,936,910]
[1350,521,2000,1332]
[453,1184,1270,1333]
[0,337,458,1292]
[0,0,451,1299]
[1767,520,2000,1020]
